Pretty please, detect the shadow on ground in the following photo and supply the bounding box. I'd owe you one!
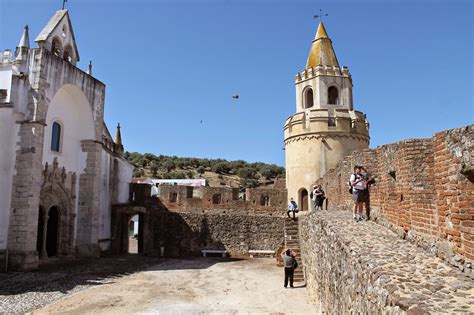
[0,255,242,296]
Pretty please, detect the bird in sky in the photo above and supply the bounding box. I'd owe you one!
[232,94,239,100]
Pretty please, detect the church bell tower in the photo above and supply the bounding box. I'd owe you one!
[284,21,370,211]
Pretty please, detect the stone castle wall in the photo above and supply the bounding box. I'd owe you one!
[299,211,473,314]
[315,125,474,270]
[112,204,286,258]
[112,184,289,257]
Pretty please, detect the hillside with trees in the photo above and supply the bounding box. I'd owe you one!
[124,152,285,188]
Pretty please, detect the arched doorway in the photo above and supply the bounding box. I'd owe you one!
[46,206,59,257]
[299,188,308,212]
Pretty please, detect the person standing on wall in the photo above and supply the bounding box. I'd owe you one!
[350,166,367,222]
[281,248,296,288]
[315,185,326,211]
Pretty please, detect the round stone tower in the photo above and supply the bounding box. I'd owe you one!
[284,22,370,211]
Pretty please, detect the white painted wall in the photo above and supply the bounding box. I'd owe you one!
[42,84,95,174]
[115,157,133,204]
[0,108,20,250]
[0,66,12,103]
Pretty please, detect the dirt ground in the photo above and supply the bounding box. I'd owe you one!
[32,257,319,314]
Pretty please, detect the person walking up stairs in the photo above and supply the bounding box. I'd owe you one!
[284,218,305,284]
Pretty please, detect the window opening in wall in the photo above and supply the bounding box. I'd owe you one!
[260,195,270,206]
[212,194,221,204]
[51,37,62,57]
[186,187,193,198]
[304,88,314,108]
[63,45,72,62]
[328,86,339,105]
[51,122,61,152]
[169,192,178,203]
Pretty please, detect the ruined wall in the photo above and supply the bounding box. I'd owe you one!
[112,204,285,258]
[299,211,474,314]
[130,184,287,216]
[316,125,474,270]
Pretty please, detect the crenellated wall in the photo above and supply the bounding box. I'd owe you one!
[316,124,474,271]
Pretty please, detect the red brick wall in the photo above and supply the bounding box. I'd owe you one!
[318,125,473,262]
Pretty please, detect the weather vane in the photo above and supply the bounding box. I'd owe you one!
[314,9,328,22]
[62,0,68,10]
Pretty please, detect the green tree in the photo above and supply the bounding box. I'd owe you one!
[162,160,176,172]
[212,162,231,174]
[132,168,144,177]
[197,166,205,176]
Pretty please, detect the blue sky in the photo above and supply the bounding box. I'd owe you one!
[1,0,472,166]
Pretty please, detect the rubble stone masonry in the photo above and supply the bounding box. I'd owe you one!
[299,211,474,314]
[315,125,474,272]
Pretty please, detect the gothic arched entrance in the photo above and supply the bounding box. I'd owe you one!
[38,158,77,259]
[46,206,59,257]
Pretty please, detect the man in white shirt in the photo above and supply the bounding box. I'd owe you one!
[350,166,367,222]
[287,198,298,221]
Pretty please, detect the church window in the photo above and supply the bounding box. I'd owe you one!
[62,25,67,37]
[303,88,314,109]
[328,86,339,105]
[51,122,61,152]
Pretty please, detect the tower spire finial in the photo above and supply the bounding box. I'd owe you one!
[62,0,68,10]
[313,9,328,23]
[18,25,30,48]
[15,25,30,62]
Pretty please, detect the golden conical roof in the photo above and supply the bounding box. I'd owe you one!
[306,22,340,69]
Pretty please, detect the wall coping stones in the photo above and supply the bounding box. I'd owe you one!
[299,211,474,314]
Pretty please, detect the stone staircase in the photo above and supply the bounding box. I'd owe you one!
[284,218,305,283]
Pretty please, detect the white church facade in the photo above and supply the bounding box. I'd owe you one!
[0,10,133,271]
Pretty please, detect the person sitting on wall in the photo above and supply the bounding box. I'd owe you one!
[287,198,298,221]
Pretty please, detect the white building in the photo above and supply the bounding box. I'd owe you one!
[0,10,133,271]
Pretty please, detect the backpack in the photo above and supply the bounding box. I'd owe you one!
[310,191,314,199]
[292,258,298,269]
[348,174,355,194]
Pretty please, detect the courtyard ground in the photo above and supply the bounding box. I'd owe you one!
[0,256,318,314]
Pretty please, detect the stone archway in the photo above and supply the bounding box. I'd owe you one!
[299,188,308,212]
[38,158,76,258]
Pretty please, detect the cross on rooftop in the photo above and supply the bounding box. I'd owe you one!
[62,0,68,10]
[314,9,328,22]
